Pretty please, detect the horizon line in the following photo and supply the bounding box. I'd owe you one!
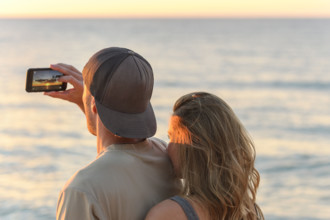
[1,15,330,19]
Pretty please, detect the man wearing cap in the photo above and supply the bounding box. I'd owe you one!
[45,47,180,220]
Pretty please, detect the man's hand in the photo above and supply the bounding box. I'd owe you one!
[44,63,85,113]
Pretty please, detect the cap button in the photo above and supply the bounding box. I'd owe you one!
[127,50,135,55]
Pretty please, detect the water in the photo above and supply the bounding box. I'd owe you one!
[0,19,329,220]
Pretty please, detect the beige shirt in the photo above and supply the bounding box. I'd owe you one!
[56,138,180,220]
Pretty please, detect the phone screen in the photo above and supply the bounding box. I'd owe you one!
[26,68,67,92]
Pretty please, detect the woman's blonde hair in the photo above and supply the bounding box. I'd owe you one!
[171,92,264,220]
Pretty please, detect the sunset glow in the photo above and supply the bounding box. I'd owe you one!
[1,0,329,18]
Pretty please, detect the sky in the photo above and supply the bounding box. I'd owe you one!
[0,0,329,18]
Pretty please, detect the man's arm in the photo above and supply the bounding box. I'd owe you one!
[44,63,85,113]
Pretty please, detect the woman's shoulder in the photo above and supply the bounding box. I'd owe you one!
[145,198,187,220]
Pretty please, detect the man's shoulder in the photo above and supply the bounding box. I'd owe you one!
[61,138,169,195]
[60,156,115,192]
[149,137,167,145]
[60,165,96,193]
[148,137,167,152]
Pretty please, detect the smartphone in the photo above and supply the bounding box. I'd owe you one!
[25,68,67,92]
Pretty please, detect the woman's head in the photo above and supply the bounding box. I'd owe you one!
[168,92,263,219]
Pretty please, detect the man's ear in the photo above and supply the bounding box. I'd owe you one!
[91,97,97,114]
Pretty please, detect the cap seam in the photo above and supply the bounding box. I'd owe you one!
[136,57,154,94]
[131,55,143,79]
[100,53,130,104]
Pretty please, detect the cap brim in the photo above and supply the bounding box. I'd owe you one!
[95,100,157,139]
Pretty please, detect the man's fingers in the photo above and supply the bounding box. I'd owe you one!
[44,90,71,101]
[55,63,81,74]
[58,75,83,89]
[50,63,83,80]
[44,89,84,112]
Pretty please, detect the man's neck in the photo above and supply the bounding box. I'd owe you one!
[96,118,145,154]
[96,136,145,154]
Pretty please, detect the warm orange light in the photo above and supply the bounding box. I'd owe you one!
[169,116,192,145]
[0,0,329,18]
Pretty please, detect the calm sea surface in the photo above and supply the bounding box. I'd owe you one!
[0,19,329,220]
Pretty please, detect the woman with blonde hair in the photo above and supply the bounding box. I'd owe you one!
[146,92,264,220]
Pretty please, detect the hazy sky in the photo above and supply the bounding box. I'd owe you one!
[1,0,329,18]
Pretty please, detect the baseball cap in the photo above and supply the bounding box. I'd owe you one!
[82,47,156,138]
